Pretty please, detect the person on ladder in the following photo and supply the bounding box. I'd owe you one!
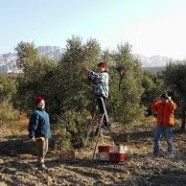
[83,60,111,135]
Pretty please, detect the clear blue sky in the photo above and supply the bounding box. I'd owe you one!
[0,0,186,59]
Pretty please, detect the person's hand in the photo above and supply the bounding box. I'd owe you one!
[31,138,36,143]
[166,96,172,102]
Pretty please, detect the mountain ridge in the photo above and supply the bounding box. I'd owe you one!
[0,46,170,73]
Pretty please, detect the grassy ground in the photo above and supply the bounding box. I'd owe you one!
[0,117,186,185]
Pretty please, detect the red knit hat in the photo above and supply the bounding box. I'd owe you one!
[35,96,44,105]
[98,61,106,68]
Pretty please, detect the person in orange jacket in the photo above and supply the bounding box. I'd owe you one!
[152,92,176,157]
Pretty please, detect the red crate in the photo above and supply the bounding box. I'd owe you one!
[97,152,110,161]
[109,153,127,162]
[98,145,117,153]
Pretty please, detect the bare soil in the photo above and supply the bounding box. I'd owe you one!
[0,121,186,186]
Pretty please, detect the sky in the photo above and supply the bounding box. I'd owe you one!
[0,0,186,59]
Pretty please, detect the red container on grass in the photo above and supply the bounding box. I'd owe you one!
[109,153,127,162]
[98,145,117,153]
[98,152,110,161]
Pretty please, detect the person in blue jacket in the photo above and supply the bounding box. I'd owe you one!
[28,96,51,169]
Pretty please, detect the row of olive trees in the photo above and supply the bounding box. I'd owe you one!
[15,37,144,124]
[2,37,186,138]
[13,37,144,147]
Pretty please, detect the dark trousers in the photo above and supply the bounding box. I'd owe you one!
[153,125,173,156]
[96,97,109,125]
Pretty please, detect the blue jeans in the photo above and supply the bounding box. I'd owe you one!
[153,125,173,156]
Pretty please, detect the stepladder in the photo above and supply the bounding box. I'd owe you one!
[83,97,114,161]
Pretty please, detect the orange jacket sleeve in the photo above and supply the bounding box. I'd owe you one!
[167,100,176,112]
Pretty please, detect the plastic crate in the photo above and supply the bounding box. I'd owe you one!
[109,153,127,162]
[97,152,110,161]
[98,145,117,153]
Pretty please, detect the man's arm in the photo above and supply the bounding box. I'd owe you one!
[86,69,102,81]
[83,66,102,79]
[167,97,176,112]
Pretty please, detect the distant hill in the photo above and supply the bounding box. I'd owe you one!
[134,54,170,67]
[36,46,65,60]
[0,46,170,73]
[0,46,65,73]
[142,66,165,74]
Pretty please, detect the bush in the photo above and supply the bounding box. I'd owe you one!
[0,98,19,127]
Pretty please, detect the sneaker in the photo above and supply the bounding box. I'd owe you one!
[153,152,160,158]
[40,163,48,170]
[167,153,175,158]
[36,160,48,170]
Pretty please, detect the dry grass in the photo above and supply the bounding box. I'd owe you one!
[0,113,28,137]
